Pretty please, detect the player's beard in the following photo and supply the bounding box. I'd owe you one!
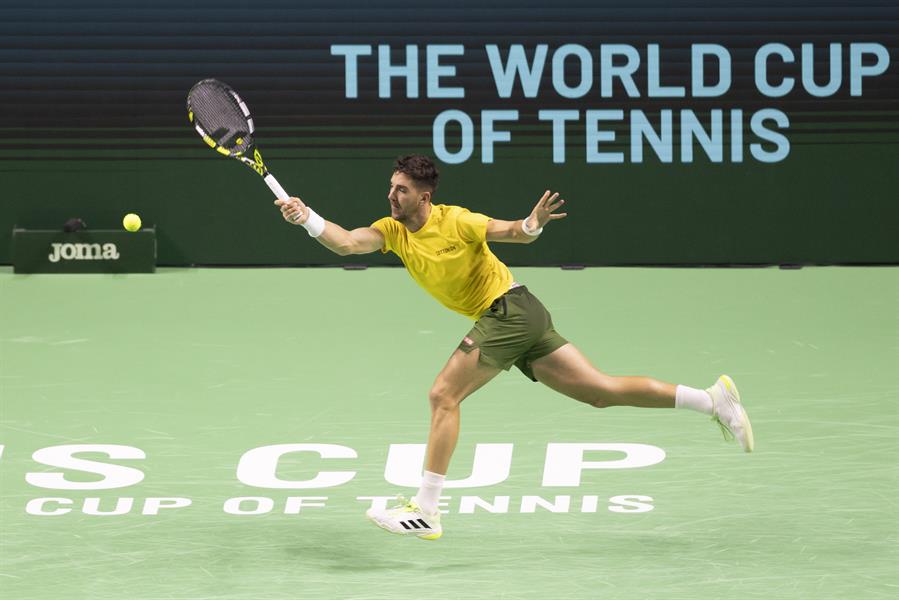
[390,199,411,223]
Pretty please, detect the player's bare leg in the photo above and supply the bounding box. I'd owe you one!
[531,343,753,451]
[365,348,500,539]
[425,348,501,474]
[531,343,675,408]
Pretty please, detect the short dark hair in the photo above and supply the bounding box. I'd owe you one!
[393,154,439,192]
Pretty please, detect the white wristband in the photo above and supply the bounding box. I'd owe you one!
[302,207,326,238]
[521,218,543,237]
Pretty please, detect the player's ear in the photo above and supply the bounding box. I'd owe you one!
[420,190,431,204]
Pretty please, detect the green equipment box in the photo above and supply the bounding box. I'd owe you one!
[11,228,156,274]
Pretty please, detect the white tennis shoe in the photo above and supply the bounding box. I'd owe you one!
[706,375,755,452]
[366,496,443,540]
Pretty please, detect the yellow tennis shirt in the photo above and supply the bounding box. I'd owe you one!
[371,204,514,320]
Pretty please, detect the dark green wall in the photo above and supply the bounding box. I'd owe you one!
[3,138,896,266]
[2,1,897,265]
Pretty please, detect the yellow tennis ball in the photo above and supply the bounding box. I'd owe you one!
[123,213,142,232]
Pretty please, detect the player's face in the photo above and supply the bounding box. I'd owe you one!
[388,172,429,222]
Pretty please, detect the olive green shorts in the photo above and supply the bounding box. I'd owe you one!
[458,286,568,381]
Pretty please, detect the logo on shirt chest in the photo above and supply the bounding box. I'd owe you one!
[435,244,458,256]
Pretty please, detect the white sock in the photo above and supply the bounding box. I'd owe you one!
[414,471,445,515]
[675,385,713,415]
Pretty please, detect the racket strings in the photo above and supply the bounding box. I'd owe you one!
[188,80,254,154]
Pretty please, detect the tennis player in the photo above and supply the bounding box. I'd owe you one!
[275,154,753,540]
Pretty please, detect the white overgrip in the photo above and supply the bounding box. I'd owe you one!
[264,173,290,201]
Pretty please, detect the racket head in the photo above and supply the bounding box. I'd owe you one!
[187,79,256,158]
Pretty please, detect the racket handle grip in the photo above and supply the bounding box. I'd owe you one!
[264,173,290,201]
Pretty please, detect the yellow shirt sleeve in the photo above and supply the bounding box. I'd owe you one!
[370,217,397,254]
[455,210,490,244]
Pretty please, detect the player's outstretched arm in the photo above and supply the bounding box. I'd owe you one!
[486,190,568,244]
[275,197,384,256]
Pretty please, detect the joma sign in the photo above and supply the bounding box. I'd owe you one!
[47,242,120,263]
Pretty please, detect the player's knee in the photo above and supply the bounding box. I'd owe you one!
[589,376,621,408]
[587,390,614,408]
[428,386,458,413]
[590,395,612,409]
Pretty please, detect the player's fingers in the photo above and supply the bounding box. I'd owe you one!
[550,212,568,219]
[289,205,307,222]
[548,198,565,210]
[276,199,305,223]
[543,192,559,208]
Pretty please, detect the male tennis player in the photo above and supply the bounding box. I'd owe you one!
[275,154,753,541]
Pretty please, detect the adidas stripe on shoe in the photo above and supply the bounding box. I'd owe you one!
[365,496,443,540]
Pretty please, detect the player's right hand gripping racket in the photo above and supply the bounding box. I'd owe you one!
[187,78,289,201]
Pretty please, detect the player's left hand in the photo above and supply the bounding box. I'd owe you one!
[527,190,568,230]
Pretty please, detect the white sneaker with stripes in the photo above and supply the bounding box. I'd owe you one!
[365,496,442,540]
[706,375,755,453]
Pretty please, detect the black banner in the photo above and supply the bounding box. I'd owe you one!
[13,229,156,273]
[1,1,897,266]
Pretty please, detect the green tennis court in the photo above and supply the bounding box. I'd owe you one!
[1,266,896,599]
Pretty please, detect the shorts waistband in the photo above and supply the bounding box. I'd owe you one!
[487,284,527,311]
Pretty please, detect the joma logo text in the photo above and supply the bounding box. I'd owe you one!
[48,243,121,263]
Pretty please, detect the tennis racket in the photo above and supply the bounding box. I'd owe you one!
[186,78,289,201]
